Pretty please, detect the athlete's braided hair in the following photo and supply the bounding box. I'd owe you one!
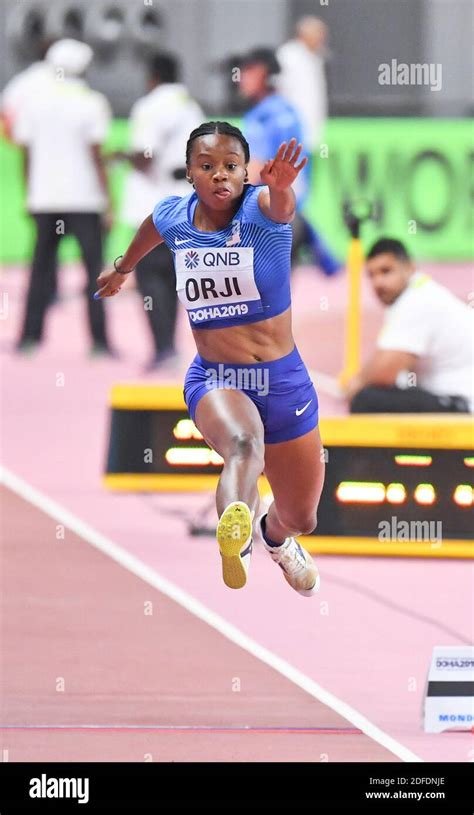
[186,121,250,165]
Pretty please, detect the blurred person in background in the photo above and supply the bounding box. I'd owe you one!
[1,38,55,141]
[1,37,60,307]
[114,53,203,372]
[238,47,340,276]
[14,38,114,357]
[346,238,473,413]
[277,16,328,155]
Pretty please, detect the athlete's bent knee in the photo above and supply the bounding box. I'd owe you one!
[279,508,317,535]
[228,432,264,466]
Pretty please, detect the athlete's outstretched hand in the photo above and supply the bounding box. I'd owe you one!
[260,138,308,192]
[94,269,126,299]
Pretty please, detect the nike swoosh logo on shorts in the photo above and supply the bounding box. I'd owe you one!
[295,400,313,416]
[175,238,192,245]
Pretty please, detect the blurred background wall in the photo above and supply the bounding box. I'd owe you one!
[1,0,472,117]
[1,0,472,263]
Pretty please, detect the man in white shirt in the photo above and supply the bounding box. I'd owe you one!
[346,238,473,413]
[14,39,113,356]
[1,40,61,306]
[116,53,203,371]
[1,56,54,142]
[277,16,328,152]
[276,20,341,277]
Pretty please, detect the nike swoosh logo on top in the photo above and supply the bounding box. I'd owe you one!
[295,400,313,416]
[175,238,192,245]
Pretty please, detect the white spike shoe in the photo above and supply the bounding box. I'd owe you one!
[256,514,320,597]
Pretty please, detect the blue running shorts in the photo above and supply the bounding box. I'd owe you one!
[183,345,319,444]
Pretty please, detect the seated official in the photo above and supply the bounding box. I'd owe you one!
[346,238,473,413]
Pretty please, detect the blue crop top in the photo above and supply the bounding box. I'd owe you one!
[152,184,292,329]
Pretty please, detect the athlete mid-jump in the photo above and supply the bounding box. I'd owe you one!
[95,121,325,596]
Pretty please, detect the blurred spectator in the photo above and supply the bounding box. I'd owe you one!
[116,52,203,371]
[14,39,114,356]
[277,16,328,153]
[1,40,55,142]
[347,238,473,413]
[1,39,60,307]
[239,49,306,198]
[238,47,340,276]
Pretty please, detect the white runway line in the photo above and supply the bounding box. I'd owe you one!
[1,465,422,763]
[0,725,362,732]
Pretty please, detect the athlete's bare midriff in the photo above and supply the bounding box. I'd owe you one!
[191,306,295,363]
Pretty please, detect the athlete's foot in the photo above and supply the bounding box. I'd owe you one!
[15,338,40,356]
[216,501,254,590]
[257,514,320,597]
[89,342,120,360]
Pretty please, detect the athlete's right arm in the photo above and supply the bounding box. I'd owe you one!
[95,214,163,298]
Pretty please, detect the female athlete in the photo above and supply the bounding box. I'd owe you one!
[95,121,325,597]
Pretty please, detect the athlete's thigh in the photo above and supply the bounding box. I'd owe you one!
[263,426,325,514]
[195,388,264,458]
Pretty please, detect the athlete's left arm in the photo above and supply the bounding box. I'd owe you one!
[345,350,418,400]
[257,138,307,224]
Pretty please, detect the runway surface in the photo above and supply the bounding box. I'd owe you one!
[1,261,472,762]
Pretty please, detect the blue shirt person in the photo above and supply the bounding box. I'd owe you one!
[238,48,341,275]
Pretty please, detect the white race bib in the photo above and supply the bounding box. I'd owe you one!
[175,247,263,323]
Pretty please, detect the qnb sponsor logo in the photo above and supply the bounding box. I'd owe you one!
[202,250,241,267]
[436,658,474,670]
[378,59,442,91]
[439,714,473,722]
[184,249,242,269]
[205,364,270,397]
[184,250,199,269]
[378,516,442,543]
[185,276,242,302]
[29,774,89,804]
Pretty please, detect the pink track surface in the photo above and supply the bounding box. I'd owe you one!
[1,261,473,763]
[1,485,395,762]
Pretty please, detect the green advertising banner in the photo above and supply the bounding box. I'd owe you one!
[307,118,473,261]
[0,118,472,263]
